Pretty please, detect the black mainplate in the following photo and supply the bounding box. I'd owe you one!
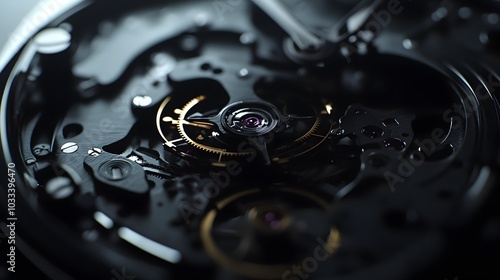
[1,1,500,279]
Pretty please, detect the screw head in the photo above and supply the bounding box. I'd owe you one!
[88,148,103,157]
[46,177,74,200]
[61,142,79,154]
[132,95,153,107]
[238,68,250,78]
[34,28,72,54]
[33,144,51,157]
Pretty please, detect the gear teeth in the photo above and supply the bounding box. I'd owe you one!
[176,96,220,154]
[146,172,170,179]
[276,117,322,151]
[295,118,321,143]
[169,96,324,157]
[174,96,249,157]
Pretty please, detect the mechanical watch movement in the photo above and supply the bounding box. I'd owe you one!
[1,0,500,279]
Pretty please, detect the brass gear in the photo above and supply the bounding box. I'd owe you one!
[175,96,250,157]
[157,94,334,164]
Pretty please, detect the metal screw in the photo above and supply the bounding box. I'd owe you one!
[34,28,72,54]
[61,142,79,154]
[45,177,74,200]
[33,144,51,157]
[88,148,103,157]
[132,95,153,108]
[238,68,250,78]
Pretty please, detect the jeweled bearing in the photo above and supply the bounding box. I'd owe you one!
[222,103,279,136]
